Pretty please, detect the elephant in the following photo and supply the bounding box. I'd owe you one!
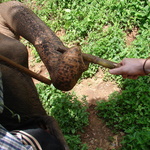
[0,1,88,149]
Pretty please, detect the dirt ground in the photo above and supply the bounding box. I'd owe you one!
[70,70,123,150]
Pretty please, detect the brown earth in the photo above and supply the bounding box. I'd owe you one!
[125,27,138,46]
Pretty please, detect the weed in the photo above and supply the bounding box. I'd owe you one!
[96,76,150,149]
[36,83,89,149]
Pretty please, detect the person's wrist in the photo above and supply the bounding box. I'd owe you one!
[143,57,150,75]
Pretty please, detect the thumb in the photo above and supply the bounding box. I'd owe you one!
[109,67,123,75]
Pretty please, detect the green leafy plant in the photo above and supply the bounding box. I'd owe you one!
[36,83,89,149]
[96,76,150,149]
[121,128,150,150]
[65,135,88,150]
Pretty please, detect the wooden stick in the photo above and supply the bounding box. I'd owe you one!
[0,55,52,85]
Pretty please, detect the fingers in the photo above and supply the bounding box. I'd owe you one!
[110,68,139,79]
[109,67,124,75]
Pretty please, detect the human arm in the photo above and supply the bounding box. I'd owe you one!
[109,58,150,79]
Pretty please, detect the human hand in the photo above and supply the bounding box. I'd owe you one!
[109,58,146,79]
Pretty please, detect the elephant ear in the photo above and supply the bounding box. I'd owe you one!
[51,46,87,91]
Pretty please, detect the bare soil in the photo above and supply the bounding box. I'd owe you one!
[125,27,138,46]
[70,70,123,150]
[72,76,123,150]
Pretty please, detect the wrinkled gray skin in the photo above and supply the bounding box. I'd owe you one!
[0,1,87,150]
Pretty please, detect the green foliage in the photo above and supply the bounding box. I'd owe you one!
[36,83,89,149]
[122,128,150,150]
[125,28,150,58]
[65,135,88,150]
[96,76,150,149]
[1,0,10,3]
[82,26,126,60]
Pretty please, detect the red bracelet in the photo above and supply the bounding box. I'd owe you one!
[143,57,150,75]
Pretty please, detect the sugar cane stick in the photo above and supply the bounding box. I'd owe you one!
[82,53,120,69]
